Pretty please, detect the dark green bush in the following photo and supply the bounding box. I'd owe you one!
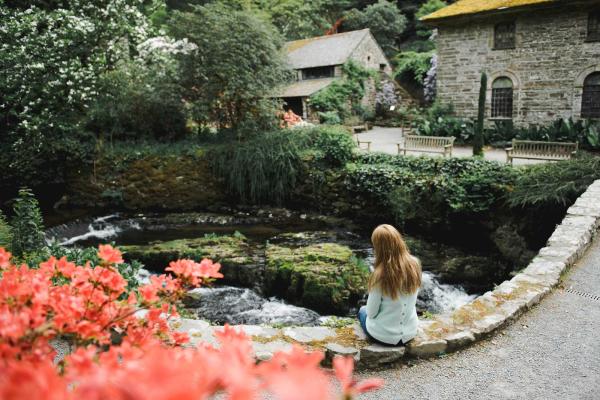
[310,61,374,121]
[411,103,474,144]
[345,156,517,225]
[312,126,356,167]
[86,63,188,141]
[0,210,12,250]
[10,188,45,257]
[508,155,600,208]
[487,118,600,149]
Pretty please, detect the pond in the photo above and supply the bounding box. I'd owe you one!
[47,207,513,327]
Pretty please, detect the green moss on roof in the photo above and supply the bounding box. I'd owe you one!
[421,0,557,21]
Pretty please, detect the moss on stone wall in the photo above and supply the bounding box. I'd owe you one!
[121,233,262,288]
[66,152,226,211]
[265,242,369,314]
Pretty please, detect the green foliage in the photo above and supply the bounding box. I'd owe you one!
[10,188,45,257]
[515,118,600,150]
[508,155,600,208]
[170,3,290,133]
[345,155,517,225]
[393,50,434,84]
[0,1,153,189]
[261,0,346,40]
[210,130,308,204]
[411,103,474,144]
[0,210,12,251]
[86,59,187,141]
[415,0,446,39]
[473,72,487,156]
[317,111,343,125]
[343,0,407,58]
[311,126,356,167]
[23,244,142,292]
[310,61,374,121]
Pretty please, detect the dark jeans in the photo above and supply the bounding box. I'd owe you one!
[357,306,403,347]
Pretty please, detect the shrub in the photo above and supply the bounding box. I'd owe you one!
[318,111,342,125]
[0,244,382,399]
[473,72,487,156]
[393,50,435,85]
[10,188,45,257]
[313,126,356,167]
[310,61,374,121]
[345,155,517,225]
[0,211,12,251]
[508,155,600,208]
[488,118,600,149]
[411,103,474,144]
[23,244,143,293]
[86,60,188,141]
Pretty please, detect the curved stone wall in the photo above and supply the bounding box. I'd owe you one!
[173,179,600,369]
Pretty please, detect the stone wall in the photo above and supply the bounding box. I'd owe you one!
[436,7,600,127]
[349,31,392,75]
[171,179,600,369]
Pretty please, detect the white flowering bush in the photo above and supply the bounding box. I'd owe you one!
[0,1,152,188]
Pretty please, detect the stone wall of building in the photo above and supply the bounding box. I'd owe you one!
[349,32,392,75]
[436,7,600,127]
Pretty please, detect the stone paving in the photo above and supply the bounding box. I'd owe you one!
[355,126,542,165]
[171,180,600,370]
[357,226,600,400]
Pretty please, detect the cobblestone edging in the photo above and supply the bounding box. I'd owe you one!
[172,179,600,369]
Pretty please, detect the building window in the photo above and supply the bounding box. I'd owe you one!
[582,72,600,119]
[491,77,514,119]
[301,66,334,80]
[494,22,516,49]
[588,12,600,42]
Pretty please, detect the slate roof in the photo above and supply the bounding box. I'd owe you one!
[421,0,557,22]
[284,29,371,70]
[274,78,335,98]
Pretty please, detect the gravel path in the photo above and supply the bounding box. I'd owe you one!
[357,234,600,400]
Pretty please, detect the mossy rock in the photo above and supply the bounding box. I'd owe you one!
[121,233,262,289]
[265,242,369,314]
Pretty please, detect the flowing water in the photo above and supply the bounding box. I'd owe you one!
[48,209,481,326]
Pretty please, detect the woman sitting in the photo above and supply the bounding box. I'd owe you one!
[358,224,422,346]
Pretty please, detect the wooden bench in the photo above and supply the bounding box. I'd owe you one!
[505,140,578,165]
[356,136,371,152]
[350,123,369,134]
[397,135,455,157]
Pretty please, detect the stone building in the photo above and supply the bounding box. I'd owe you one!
[422,0,600,127]
[276,29,411,121]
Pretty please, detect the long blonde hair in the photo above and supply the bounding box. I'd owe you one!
[368,224,422,299]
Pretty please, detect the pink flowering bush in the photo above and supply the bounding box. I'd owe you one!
[0,245,382,399]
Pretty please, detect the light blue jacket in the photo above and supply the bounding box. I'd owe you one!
[365,287,419,345]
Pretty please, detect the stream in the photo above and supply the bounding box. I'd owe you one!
[47,209,498,326]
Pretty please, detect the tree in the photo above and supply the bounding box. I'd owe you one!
[343,0,407,58]
[170,3,291,134]
[415,0,447,41]
[473,72,487,156]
